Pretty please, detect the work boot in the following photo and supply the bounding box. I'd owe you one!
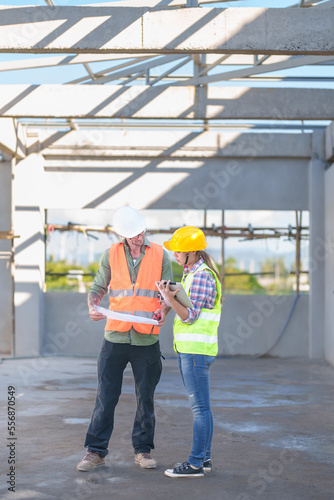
[135,452,157,469]
[76,451,105,472]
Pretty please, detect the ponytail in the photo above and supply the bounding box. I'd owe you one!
[197,250,223,286]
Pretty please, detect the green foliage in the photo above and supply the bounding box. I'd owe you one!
[46,254,290,295]
[260,257,289,277]
[46,258,95,292]
[170,256,264,294]
[171,260,183,281]
[259,256,294,294]
[224,257,265,295]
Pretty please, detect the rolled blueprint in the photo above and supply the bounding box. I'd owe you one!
[94,305,159,325]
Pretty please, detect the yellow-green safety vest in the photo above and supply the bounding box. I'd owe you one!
[173,263,221,356]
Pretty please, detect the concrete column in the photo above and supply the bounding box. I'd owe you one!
[308,131,326,359]
[324,163,334,367]
[13,154,45,357]
[0,158,14,355]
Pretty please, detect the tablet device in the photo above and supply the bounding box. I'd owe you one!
[156,281,193,309]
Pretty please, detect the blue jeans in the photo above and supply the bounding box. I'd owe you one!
[178,352,215,468]
[85,339,162,457]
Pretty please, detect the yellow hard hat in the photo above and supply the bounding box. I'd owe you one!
[164,226,207,252]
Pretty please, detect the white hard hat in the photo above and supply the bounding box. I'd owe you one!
[113,206,146,238]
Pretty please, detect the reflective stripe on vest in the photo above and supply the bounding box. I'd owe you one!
[173,263,221,356]
[174,333,218,344]
[106,241,163,334]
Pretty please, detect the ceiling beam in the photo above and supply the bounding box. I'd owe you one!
[0,6,333,55]
[29,129,312,159]
[0,54,298,73]
[0,85,333,120]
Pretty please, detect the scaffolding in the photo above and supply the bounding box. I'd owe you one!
[46,210,308,295]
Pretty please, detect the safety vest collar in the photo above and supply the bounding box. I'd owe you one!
[182,257,205,280]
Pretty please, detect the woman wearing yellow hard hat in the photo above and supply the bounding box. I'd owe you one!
[158,226,222,478]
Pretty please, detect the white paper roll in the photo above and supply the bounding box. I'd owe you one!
[94,305,159,326]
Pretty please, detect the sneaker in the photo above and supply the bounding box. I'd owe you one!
[76,451,105,472]
[164,461,204,478]
[203,459,212,472]
[135,452,157,469]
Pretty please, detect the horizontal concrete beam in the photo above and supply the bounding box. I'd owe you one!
[0,6,333,55]
[31,129,312,159]
[0,85,333,120]
[0,53,296,73]
[40,157,309,210]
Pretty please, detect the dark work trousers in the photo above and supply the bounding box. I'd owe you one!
[84,339,162,458]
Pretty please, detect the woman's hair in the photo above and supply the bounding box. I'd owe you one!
[197,250,223,286]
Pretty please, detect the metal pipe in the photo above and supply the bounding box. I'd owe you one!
[295,211,302,295]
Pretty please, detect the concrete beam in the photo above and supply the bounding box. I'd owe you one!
[39,157,309,211]
[0,6,333,55]
[0,119,26,159]
[0,85,333,120]
[0,53,156,73]
[31,129,312,159]
[0,54,296,73]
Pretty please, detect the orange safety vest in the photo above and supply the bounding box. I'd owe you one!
[106,241,163,335]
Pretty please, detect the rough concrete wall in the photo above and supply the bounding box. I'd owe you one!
[0,160,13,354]
[43,293,309,358]
[324,165,334,367]
[41,158,309,211]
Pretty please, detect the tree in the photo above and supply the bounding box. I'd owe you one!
[224,257,265,295]
[260,257,288,277]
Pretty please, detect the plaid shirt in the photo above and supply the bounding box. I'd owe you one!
[181,258,217,325]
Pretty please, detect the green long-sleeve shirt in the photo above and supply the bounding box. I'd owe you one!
[90,237,173,345]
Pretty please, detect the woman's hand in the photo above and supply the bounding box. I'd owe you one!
[157,280,189,321]
[157,280,179,305]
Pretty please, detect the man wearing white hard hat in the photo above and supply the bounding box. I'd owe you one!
[77,206,172,472]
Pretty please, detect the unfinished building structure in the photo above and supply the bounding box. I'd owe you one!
[0,1,333,364]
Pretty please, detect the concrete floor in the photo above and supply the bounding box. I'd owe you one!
[1,355,334,500]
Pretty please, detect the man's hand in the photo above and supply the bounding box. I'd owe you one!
[89,307,106,321]
[153,308,166,327]
[88,292,106,321]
